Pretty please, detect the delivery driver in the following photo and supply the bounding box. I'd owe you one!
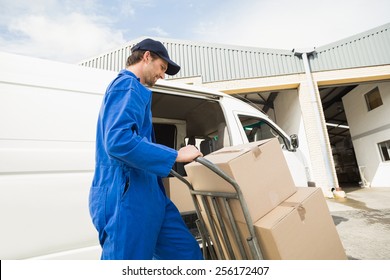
[89,38,203,260]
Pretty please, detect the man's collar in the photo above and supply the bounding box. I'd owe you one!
[119,69,140,81]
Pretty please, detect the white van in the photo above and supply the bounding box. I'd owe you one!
[0,52,309,260]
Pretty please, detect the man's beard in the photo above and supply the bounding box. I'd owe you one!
[144,73,158,87]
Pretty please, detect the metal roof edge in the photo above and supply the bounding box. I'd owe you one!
[79,36,296,65]
[144,36,296,55]
[315,22,390,53]
[158,37,295,56]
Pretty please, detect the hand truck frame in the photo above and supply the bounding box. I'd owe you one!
[170,157,264,260]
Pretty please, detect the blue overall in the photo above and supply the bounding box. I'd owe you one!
[89,70,203,260]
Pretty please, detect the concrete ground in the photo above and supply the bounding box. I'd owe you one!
[326,186,390,260]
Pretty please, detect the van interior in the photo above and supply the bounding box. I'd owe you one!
[152,91,229,164]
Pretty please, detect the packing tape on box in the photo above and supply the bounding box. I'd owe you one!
[280,201,306,221]
[212,145,262,155]
[212,149,242,155]
[250,146,262,158]
[213,148,250,155]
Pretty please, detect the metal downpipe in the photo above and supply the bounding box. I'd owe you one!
[299,51,336,194]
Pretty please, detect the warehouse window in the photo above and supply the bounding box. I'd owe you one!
[365,87,383,111]
[378,140,390,162]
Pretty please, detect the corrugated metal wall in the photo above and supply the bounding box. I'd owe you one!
[163,42,304,82]
[79,39,304,82]
[80,44,132,72]
[309,23,390,72]
[79,23,390,82]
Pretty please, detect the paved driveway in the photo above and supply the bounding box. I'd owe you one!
[326,187,390,260]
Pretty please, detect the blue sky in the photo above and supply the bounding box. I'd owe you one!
[0,0,389,63]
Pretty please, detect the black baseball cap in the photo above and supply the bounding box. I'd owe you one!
[131,38,180,75]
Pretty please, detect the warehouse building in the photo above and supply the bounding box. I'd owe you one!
[79,22,390,192]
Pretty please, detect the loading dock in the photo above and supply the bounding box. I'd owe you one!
[79,22,390,194]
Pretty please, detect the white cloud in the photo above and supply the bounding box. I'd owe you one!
[0,0,131,63]
[1,12,126,63]
[118,1,136,17]
[148,26,169,37]
[1,0,389,63]
[192,0,390,50]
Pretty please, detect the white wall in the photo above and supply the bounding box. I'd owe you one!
[343,82,390,187]
[274,90,312,182]
[274,90,303,136]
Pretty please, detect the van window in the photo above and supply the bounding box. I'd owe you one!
[238,115,286,147]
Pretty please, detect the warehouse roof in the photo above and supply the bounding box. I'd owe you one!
[310,22,390,72]
[79,22,390,83]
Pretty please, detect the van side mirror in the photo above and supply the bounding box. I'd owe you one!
[290,134,299,150]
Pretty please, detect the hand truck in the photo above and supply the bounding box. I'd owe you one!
[170,157,264,260]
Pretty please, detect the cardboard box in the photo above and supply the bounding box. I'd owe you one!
[184,138,297,223]
[201,187,347,260]
[162,177,195,213]
[246,187,347,259]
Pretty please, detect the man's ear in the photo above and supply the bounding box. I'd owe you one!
[143,51,151,62]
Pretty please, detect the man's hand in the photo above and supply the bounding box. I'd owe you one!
[176,145,203,163]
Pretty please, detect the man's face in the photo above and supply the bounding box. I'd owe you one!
[143,52,168,87]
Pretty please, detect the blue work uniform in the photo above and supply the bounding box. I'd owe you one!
[88,69,203,260]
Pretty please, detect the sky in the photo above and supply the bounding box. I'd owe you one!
[0,0,389,64]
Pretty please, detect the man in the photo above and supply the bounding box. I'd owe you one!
[89,38,203,260]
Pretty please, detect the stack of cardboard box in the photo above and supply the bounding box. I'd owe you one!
[184,138,347,260]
